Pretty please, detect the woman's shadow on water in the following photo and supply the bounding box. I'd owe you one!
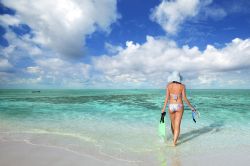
[178,122,224,145]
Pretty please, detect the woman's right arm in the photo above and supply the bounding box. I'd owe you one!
[182,85,195,111]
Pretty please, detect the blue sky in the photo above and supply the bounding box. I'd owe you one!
[0,0,250,89]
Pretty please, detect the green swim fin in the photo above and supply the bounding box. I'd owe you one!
[158,122,166,138]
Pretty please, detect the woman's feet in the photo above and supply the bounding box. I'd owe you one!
[173,140,177,146]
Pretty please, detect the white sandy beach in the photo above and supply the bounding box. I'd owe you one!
[0,140,138,166]
[1,139,250,166]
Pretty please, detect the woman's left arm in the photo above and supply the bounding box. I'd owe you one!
[161,85,169,113]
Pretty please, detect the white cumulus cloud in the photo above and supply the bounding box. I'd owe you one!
[31,58,91,86]
[93,36,250,87]
[1,0,119,57]
[0,58,12,71]
[0,14,20,26]
[151,0,200,34]
[150,0,227,34]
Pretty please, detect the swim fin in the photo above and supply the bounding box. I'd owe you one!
[192,111,196,123]
[160,112,166,123]
[192,111,200,123]
[158,121,166,138]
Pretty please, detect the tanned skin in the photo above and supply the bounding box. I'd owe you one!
[162,82,195,146]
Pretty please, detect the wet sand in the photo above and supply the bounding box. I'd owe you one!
[0,140,138,166]
[1,140,250,166]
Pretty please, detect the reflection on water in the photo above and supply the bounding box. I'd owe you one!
[157,146,181,166]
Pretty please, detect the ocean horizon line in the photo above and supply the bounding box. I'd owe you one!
[0,88,250,90]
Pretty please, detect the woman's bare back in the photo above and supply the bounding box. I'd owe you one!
[168,82,184,104]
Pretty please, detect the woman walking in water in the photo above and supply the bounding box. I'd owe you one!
[161,71,196,146]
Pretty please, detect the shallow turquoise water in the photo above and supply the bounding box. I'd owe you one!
[0,89,250,161]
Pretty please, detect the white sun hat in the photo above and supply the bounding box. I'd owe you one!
[167,71,182,83]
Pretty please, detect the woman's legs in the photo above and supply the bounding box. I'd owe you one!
[168,110,175,135]
[173,110,183,146]
[171,123,174,135]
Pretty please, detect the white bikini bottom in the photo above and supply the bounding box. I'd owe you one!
[169,104,183,112]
